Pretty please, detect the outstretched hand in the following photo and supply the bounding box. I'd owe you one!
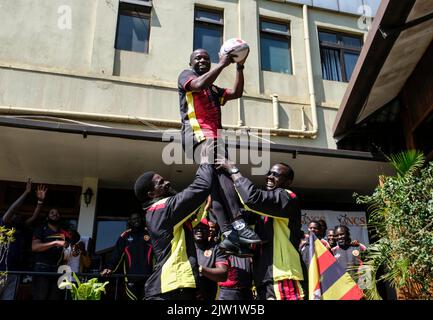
[25,178,32,194]
[36,184,48,201]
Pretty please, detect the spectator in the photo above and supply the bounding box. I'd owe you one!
[317,219,328,239]
[31,207,70,300]
[0,179,45,300]
[217,160,305,300]
[218,255,253,300]
[100,213,153,300]
[193,219,228,300]
[299,220,331,267]
[326,229,337,248]
[63,230,91,274]
[134,164,214,300]
[332,225,366,280]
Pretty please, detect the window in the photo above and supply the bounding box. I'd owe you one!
[260,19,292,74]
[194,8,223,63]
[318,30,362,82]
[94,188,142,253]
[115,0,152,53]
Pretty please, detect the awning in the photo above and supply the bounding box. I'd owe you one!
[333,0,433,140]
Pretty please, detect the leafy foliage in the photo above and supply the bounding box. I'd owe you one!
[0,226,15,287]
[58,273,109,300]
[355,150,433,300]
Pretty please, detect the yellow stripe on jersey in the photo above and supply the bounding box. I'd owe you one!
[186,92,205,143]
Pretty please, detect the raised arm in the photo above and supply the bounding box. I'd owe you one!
[2,178,32,224]
[224,52,248,101]
[168,164,215,226]
[25,184,47,226]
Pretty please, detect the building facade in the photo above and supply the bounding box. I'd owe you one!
[0,0,385,252]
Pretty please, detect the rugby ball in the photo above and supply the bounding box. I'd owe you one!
[219,38,250,63]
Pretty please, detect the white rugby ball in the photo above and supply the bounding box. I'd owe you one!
[219,38,250,63]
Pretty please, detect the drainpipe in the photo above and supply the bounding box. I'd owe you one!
[271,94,279,129]
[303,4,318,135]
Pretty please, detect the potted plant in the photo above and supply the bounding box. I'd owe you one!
[355,150,433,299]
[58,272,109,300]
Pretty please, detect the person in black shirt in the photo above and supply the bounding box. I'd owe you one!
[193,219,228,300]
[216,160,305,300]
[100,212,153,300]
[31,208,70,300]
[0,179,45,300]
[134,164,215,300]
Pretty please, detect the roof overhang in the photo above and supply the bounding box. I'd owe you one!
[0,116,393,201]
[333,0,433,140]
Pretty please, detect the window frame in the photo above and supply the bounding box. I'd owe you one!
[193,7,224,63]
[259,18,292,74]
[318,29,363,82]
[115,2,152,53]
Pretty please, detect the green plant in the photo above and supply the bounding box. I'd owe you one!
[59,272,109,300]
[0,226,15,287]
[355,150,433,300]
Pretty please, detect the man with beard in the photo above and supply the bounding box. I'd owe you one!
[177,48,261,257]
[216,160,305,300]
[31,207,70,300]
[101,213,153,300]
[133,164,215,300]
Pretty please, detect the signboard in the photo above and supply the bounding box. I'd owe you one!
[301,210,369,245]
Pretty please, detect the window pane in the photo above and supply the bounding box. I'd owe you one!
[195,9,222,23]
[261,21,289,34]
[95,220,127,252]
[344,51,359,81]
[319,31,338,43]
[260,35,291,74]
[194,24,222,63]
[116,13,149,52]
[342,35,362,48]
[321,48,342,81]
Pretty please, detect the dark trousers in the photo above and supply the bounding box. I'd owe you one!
[32,262,64,300]
[187,137,242,233]
[125,280,146,300]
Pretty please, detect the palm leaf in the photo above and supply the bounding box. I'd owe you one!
[387,150,424,177]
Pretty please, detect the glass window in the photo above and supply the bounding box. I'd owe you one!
[260,19,292,74]
[319,29,362,82]
[115,3,151,53]
[194,8,223,63]
[95,220,128,252]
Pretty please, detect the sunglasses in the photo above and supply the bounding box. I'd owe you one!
[267,170,282,178]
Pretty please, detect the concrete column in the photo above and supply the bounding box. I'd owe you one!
[77,177,98,238]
